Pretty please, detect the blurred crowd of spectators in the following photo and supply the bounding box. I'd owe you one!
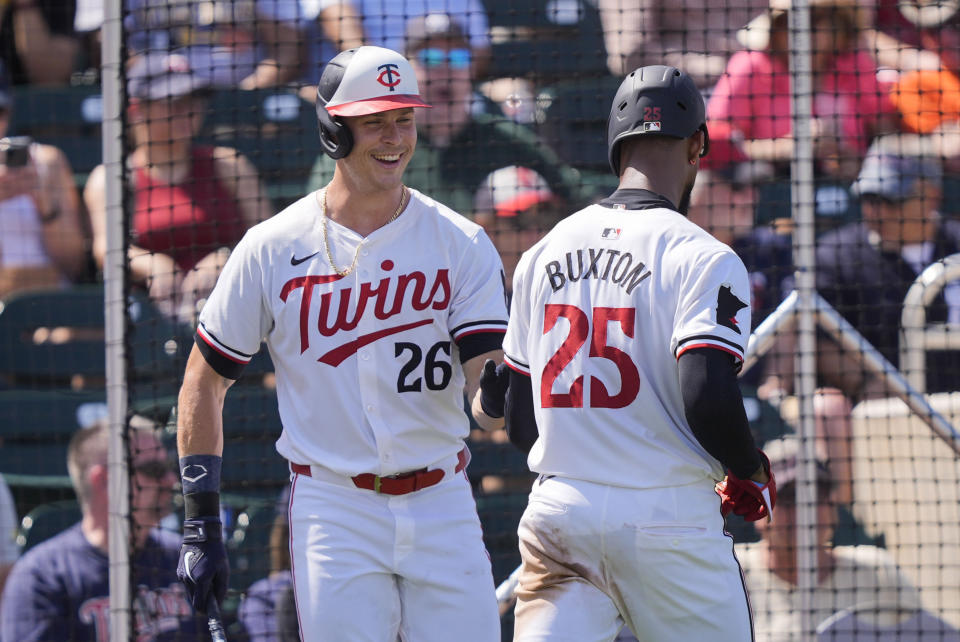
[3,0,960,639]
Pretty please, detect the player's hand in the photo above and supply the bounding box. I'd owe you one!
[177,518,230,614]
[715,450,777,522]
[479,359,510,418]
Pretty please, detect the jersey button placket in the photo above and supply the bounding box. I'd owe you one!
[355,249,394,470]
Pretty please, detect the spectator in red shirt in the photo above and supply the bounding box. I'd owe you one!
[708,0,898,180]
[84,52,272,324]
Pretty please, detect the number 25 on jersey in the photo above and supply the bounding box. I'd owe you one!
[541,304,641,409]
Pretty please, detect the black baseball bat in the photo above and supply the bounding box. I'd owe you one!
[208,599,227,642]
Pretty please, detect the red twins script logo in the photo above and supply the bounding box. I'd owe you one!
[377,63,401,91]
[280,263,451,365]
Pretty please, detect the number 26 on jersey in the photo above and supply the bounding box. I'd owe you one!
[541,304,640,409]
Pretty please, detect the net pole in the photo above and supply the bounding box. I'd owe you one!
[788,0,820,639]
[102,0,132,639]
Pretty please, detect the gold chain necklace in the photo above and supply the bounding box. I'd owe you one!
[321,185,408,277]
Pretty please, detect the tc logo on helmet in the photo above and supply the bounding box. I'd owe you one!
[377,63,402,91]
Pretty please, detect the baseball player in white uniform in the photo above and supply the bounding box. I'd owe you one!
[474,66,777,641]
[176,46,506,641]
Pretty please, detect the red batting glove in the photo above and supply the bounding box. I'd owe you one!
[715,449,777,523]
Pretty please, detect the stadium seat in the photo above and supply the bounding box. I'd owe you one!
[940,173,960,218]
[482,0,609,85]
[221,385,282,437]
[0,388,105,438]
[195,89,323,210]
[466,440,531,482]
[7,85,103,186]
[224,495,281,593]
[475,491,526,584]
[534,75,623,174]
[0,286,187,393]
[754,179,861,231]
[17,499,82,553]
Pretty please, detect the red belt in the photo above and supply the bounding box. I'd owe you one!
[291,447,469,496]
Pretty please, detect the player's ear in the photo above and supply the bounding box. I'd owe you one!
[88,463,108,495]
[687,132,704,166]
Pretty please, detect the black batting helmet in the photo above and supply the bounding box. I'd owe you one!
[606,65,710,176]
[316,46,431,159]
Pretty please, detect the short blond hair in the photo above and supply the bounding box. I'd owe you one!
[67,416,159,506]
[67,421,110,506]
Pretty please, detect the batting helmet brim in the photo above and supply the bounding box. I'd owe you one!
[325,94,432,117]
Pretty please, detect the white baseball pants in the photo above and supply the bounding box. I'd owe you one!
[513,476,753,642]
[287,467,500,642]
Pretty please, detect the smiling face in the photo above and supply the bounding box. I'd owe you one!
[338,107,418,193]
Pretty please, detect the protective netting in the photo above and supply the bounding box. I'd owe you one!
[0,0,958,640]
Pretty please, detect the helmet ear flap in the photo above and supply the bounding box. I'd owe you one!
[316,102,353,159]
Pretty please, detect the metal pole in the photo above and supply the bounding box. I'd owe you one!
[900,255,960,393]
[787,0,819,638]
[102,0,131,638]
[743,290,799,375]
[746,290,960,454]
[816,293,960,455]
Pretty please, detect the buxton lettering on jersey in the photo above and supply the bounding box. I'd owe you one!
[546,248,652,294]
[279,262,451,365]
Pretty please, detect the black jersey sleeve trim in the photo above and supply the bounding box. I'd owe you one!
[452,319,508,335]
[456,331,505,363]
[195,332,247,380]
[197,323,256,358]
[675,333,745,354]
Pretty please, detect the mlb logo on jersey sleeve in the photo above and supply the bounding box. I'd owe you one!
[601,228,622,239]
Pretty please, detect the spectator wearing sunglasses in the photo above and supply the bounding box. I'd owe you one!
[307,13,596,218]
[0,419,207,641]
[815,146,960,397]
[354,0,491,78]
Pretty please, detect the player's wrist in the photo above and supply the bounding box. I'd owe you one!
[183,518,223,542]
[180,454,222,520]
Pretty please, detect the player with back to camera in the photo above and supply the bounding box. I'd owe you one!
[473,65,778,641]
[175,45,506,641]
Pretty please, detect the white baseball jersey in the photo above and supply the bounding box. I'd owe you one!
[196,188,508,475]
[502,193,752,488]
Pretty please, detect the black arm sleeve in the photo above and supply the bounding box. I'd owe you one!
[678,348,762,479]
[504,369,538,454]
